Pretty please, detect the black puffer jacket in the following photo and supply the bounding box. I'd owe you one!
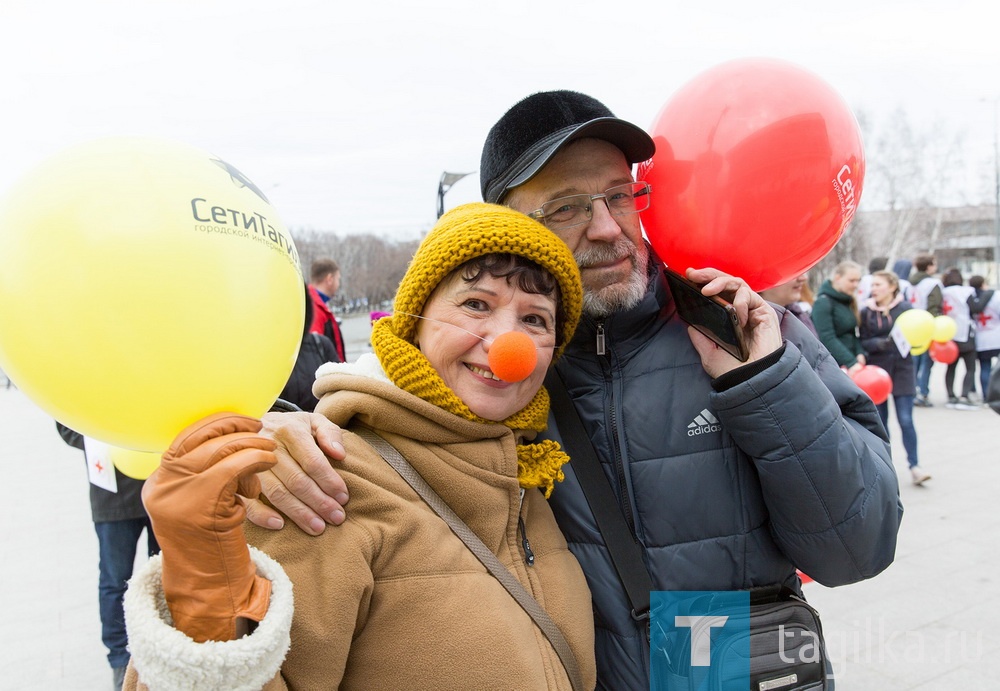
[277,283,340,412]
[545,255,902,690]
[279,333,339,412]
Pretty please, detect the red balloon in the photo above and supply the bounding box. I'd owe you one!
[929,340,959,364]
[638,58,865,291]
[851,365,893,405]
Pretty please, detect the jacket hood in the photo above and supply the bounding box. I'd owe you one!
[891,259,913,282]
[818,279,855,304]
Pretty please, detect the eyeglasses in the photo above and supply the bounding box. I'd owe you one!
[527,182,651,231]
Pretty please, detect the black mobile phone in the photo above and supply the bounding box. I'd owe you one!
[663,266,750,362]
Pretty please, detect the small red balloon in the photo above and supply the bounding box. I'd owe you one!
[929,340,959,364]
[639,58,865,291]
[851,365,893,405]
[488,331,538,383]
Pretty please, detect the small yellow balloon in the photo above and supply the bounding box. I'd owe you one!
[111,447,162,480]
[931,315,957,343]
[894,309,935,353]
[83,437,161,480]
[0,137,304,451]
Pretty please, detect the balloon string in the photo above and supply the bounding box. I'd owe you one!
[390,312,555,350]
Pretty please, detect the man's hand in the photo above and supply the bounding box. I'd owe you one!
[243,411,349,535]
[684,267,784,378]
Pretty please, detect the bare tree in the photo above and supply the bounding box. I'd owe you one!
[289,228,419,313]
[812,107,967,285]
[874,110,964,262]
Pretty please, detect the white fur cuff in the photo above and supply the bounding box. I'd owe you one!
[124,546,293,691]
[316,351,390,382]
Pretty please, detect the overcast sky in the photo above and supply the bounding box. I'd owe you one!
[1,0,996,241]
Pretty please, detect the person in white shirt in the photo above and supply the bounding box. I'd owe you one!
[910,254,943,406]
[940,267,977,409]
[969,275,1000,404]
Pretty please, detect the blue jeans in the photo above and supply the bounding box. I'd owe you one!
[95,518,159,668]
[876,395,918,468]
[978,349,999,399]
[914,352,933,397]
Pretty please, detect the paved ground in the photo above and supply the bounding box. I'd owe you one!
[1,317,996,689]
[802,372,1000,689]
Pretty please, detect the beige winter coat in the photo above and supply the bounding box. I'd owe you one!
[124,355,596,690]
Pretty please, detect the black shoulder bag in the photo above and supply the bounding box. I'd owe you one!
[544,370,830,691]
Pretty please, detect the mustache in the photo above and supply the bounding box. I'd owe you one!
[574,237,636,269]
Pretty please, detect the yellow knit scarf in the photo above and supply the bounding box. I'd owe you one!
[371,318,568,497]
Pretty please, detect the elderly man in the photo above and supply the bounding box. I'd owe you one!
[252,91,902,689]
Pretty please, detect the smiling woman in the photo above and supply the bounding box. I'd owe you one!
[123,202,595,691]
[416,259,558,421]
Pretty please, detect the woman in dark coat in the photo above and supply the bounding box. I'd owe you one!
[860,270,929,485]
[813,260,866,368]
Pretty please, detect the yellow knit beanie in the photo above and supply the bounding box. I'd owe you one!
[372,202,582,497]
[390,202,582,359]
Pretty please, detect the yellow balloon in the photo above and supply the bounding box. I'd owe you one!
[111,447,162,480]
[932,315,957,343]
[894,308,934,353]
[0,137,303,451]
[84,436,161,480]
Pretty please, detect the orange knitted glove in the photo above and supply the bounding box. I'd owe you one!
[142,412,277,643]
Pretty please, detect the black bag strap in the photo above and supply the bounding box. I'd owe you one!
[544,369,654,625]
[353,426,586,691]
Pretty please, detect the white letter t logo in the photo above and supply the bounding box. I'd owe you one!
[674,616,729,666]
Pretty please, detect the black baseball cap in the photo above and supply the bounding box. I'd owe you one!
[480,90,655,204]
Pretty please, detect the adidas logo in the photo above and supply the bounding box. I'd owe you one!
[687,409,722,436]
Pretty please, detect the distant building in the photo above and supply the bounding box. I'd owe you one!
[932,205,999,279]
[835,204,999,283]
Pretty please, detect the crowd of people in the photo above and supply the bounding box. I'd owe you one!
[857,253,999,413]
[798,251,1000,489]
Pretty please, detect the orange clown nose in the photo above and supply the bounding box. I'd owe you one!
[488,331,538,383]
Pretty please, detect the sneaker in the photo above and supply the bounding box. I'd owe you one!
[911,466,932,485]
[112,666,126,691]
[956,397,979,411]
[945,396,959,409]
[914,395,933,408]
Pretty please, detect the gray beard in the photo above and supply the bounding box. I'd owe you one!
[576,238,649,318]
